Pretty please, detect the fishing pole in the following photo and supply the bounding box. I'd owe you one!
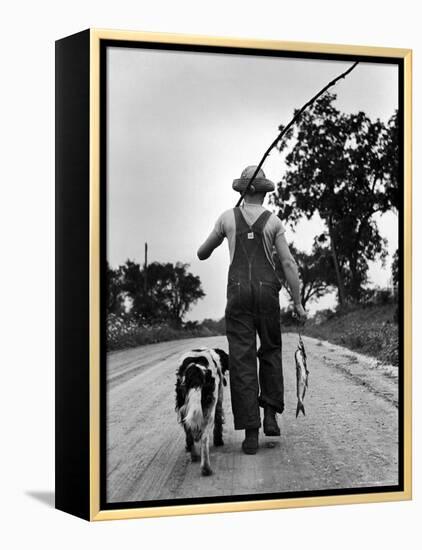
[235,61,359,207]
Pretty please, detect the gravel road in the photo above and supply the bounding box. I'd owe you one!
[106,334,399,503]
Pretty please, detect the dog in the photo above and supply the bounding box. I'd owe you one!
[175,347,229,476]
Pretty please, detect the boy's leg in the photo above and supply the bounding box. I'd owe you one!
[225,312,261,430]
[256,313,284,414]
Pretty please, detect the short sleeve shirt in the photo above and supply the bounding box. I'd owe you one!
[213,204,285,267]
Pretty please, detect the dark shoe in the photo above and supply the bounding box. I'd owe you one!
[242,428,259,454]
[263,405,280,436]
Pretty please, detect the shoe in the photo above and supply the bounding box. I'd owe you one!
[263,405,280,436]
[242,428,259,454]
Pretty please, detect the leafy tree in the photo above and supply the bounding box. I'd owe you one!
[106,262,124,315]
[391,249,399,286]
[380,111,400,211]
[169,263,206,324]
[272,93,398,304]
[315,216,388,301]
[274,242,335,308]
[119,260,205,326]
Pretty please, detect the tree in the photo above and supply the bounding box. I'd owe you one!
[106,262,124,315]
[391,249,399,287]
[320,216,388,301]
[274,242,335,308]
[272,93,398,304]
[119,260,205,326]
[166,262,206,325]
[380,111,400,211]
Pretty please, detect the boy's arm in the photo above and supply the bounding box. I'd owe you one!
[274,232,307,321]
[197,229,224,260]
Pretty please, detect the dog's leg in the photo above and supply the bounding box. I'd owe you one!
[201,407,215,476]
[200,430,213,476]
[190,440,200,462]
[184,425,199,460]
[184,425,194,452]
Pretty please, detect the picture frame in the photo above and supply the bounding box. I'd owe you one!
[55,28,412,521]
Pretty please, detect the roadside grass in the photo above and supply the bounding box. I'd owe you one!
[107,313,224,351]
[285,303,399,366]
[108,304,399,366]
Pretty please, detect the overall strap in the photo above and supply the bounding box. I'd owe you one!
[251,210,272,234]
[233,207,251,234]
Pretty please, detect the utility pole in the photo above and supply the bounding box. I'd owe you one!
[144,242,148,294]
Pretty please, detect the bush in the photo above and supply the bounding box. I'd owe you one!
[107,313,140,349]
[313,308,337,325]
[107,313,225,351]
[184,320,199,330]
[199,317,226,333]
[280,308,297,326]
[362,287,395,306]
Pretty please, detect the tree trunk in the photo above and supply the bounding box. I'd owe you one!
[328,215,346,307]
[349,255,360,302]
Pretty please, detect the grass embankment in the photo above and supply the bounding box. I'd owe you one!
[296,304,399,366]
[108,305,399,365]
[108,325,219,351]
[107,314,225,352]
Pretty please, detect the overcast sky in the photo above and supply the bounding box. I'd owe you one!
[107,46,399,321]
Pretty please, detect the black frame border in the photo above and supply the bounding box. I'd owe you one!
[55,29,91,520]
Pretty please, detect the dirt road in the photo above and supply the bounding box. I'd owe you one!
[106,334,399,503]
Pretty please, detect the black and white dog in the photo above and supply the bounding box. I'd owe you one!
[175,348,229,476]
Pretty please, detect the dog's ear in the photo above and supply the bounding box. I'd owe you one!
[214,348,229,374]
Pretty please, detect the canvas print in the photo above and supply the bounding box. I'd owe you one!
[103,43,401,507]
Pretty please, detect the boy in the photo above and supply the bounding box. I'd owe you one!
[198,165,306,454]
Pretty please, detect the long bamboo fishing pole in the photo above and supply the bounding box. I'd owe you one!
[235,61,359,207]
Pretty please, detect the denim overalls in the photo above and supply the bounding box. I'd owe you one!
[225,207,284,430]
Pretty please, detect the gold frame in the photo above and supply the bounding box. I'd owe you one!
[88,28,412,521]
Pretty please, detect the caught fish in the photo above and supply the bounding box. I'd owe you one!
[295,334,309,417]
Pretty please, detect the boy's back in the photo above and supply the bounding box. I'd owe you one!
[214,204,286,267]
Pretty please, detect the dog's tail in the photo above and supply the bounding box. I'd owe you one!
[182,363,205,441]
[183,387,203,441]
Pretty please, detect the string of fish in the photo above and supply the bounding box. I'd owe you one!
[294,325,309,417]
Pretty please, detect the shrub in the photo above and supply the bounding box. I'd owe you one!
[362,287,394,306]
[107,313,225,351]
[280,308,297,326]
[313,308,337,325]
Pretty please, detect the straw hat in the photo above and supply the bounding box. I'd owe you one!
[232,165,275,193]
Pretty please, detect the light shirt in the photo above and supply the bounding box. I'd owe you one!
[213,204,286,267]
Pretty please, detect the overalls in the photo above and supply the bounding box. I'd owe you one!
[225,207,284,430]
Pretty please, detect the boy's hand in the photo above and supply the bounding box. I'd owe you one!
[294,303,307,323]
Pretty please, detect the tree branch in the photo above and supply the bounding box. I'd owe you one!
[235,61,359,207]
